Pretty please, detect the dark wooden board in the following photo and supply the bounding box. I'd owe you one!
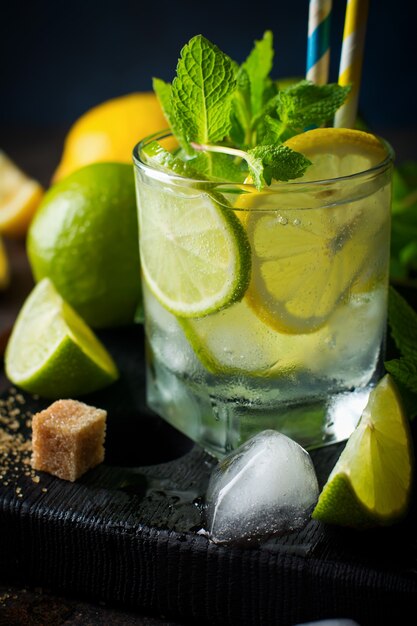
[1,326,417,626]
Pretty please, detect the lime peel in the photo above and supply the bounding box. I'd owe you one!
[138,187,251,318]
[312,375,413,528]
[5,278,119,398]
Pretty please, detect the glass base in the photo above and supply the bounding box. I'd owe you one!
[146,361,373,458]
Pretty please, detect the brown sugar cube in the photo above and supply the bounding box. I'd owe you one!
[31,400,107,482]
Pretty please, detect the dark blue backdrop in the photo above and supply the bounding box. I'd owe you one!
[1,0,416,131]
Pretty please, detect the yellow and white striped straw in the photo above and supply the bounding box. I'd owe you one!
[334,0,369,128]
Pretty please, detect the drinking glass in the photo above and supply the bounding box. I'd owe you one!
[133,131,393,457]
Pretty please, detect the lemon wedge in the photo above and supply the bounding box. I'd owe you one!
[235,128,390,334]
[0,151,44,238]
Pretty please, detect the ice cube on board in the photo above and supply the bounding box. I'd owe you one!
[205,430,320,544]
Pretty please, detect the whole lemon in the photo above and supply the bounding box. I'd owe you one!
[27,163,141,329]
[53,92,167,182]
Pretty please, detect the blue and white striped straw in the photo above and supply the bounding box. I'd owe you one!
[306,0,332,85]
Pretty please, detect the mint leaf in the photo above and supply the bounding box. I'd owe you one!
[142,141,204,179]
[277,81,351,131]
[384,359,417,420]
[388,286,417,359]
[258,115,288,144]
[385,286,417,420]
[230,67,251,147]
[171,35,237,154]
[390,163,417,282]
[242,31,274,118]
[186,151,247,183]
[143,141,246,185]
[153,77,186,143]
[246,145,311,189]
[385,357,417,394]
[392,164,417,216]
[152,78,173,123]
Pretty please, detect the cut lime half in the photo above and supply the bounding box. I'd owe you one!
[138,183,251,317]
[312,375,413,528]
[5,278,119,398]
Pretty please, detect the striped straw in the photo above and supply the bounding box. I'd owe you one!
[334,0,370,128]
[306,0,332,85]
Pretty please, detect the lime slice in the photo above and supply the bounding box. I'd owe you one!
[312,375,413,528]
[180,297,307,375]
[5,278,119,398]
[0,236,10,290]
[138,181,251,317]
[179,287,386,382]
[236,128,390,334]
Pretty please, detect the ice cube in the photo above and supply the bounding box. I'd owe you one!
[205,430,319,544]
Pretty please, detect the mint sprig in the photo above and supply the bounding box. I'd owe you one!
[191,142,311,190]
[152,32,350,188]
[385,286,417,419]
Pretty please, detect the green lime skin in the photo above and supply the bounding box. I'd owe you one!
[9,332,119,399]
[27,162,141,329]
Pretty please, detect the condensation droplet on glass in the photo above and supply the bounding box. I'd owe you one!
[325,335,336,349]
[293,218,301,226]
[277,215,288,225]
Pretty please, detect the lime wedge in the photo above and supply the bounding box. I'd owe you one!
[5,278,119,398]
[312,375,413,528]
[138,182,251,317]
[235,128,390,334]
[0,236,10,290]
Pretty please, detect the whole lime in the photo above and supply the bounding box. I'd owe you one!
[27,162,141,328]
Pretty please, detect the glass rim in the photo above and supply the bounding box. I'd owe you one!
[132,129,394,190]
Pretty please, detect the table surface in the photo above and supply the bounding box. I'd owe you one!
[0,126,181,626]
[1,125,417,626]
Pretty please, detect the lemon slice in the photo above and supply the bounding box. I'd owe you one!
[138,183,251,317]
[285,128,388,181]
[312,375,413,527]
[5,278,119,398]
[0,236,10,290]
[0,151,44,238]
[236,128,390,334]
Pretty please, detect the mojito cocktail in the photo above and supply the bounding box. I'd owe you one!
[133,33,393,456]
[134,127,392,456]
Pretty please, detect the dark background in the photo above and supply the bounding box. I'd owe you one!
[1,0,416,137]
